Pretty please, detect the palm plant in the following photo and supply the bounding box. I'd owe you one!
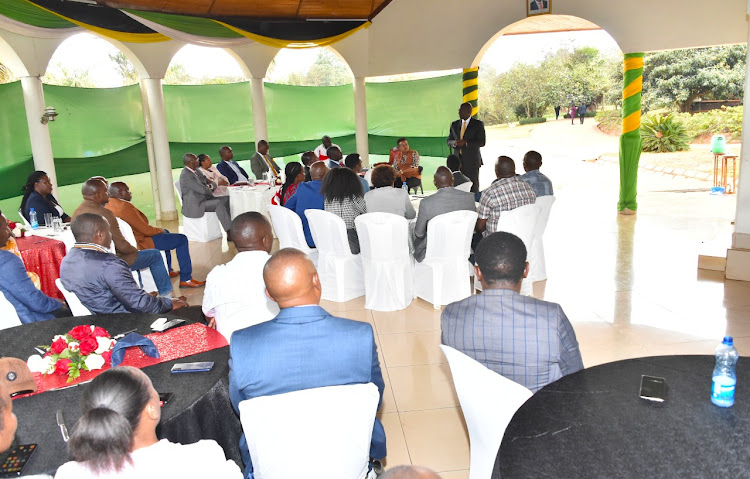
[640,113,690,152]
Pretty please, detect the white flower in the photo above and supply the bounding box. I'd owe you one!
[27,355,56,374]
[68,342,80,352]
[95,337,114,354]
[84,354,105,371]
[52,334,68,344]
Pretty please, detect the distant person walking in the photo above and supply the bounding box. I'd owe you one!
[579,103,587,124]
[554,105,561,120]
[569,105,578,125]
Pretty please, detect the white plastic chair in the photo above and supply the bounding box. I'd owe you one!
[476,203,540,296]
[305,210,365,302]
[414,210,477,309]
[18,208,30,227]
[440,345,533,479]
[456,181,473,193]
[527,195,556,283]
[268,205,319,267]
[116,218,168,293]
[239,383,379,479]
[0,291,22,330]
[55,278,92,316]
[355,213,414,311]
[174,180,223,242]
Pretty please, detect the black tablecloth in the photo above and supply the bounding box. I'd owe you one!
[0,313,242,476]
[493,355,749,478]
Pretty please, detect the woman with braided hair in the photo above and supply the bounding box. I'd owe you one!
[20,171,70,223]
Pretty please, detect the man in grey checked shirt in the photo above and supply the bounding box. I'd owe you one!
[520,150,554,197]
[475,156,536,237]
[441,232,583,393]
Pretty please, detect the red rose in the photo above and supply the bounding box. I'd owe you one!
[54,358,72,376]
[91,327,109,338]
[50,337,68,355]
[68,325,92,341]
[101,351,112,366]
[79,336,98,356]
[8,221,16,229]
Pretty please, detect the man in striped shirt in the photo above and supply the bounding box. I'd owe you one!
[441,232,583,393]
[475,156,536,237]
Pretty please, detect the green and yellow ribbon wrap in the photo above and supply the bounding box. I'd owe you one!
[462,68,479,118]
[618,53,644,212]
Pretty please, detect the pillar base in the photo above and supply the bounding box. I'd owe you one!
[619,208,637,215]
[160,210,178,221]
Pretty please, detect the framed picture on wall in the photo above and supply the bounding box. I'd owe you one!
[527,0,550,16]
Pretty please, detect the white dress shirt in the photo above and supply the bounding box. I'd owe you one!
[314,143,340,160]
[54,439,242,479]
[226,161,249,183]
[202,250,279,342]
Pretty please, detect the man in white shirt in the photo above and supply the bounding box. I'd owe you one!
[313,135,340,164]
[202,212,279,341]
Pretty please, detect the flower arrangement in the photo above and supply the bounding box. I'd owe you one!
[8,221,27,238]
[27,325,116,382]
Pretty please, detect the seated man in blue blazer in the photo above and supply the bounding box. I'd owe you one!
[283,160,328,247]
[229,248,386,478]
[216,145,251,185]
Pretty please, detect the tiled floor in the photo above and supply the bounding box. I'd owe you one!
[157,121,747,477]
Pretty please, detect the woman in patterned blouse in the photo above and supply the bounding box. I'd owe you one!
[321,167,367,254]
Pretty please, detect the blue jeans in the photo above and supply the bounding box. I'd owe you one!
[152,230,192,282]
[129,249,172,295]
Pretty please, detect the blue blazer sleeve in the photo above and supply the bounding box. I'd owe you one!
[0,252,61,322]
[284,192,298,210]
[216,161,237,184]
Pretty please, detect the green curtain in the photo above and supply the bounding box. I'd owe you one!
[123,9,242,38]
[0,82,33,200]
[0,0,74,28]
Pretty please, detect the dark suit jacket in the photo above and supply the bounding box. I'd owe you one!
[179,167,216,219]
[284,180,324,247]
[250,152,281,180]
[413,187,477,262]
[452,171,471,186]
[530,0,548,10]
[229,305,385,476]
[72,199,139,266]
[216,160,250,185]
[23,192,69,222]
[447,117,486,170]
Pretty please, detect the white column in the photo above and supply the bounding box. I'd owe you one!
[141,78,177,221]
[139,80,162,220]
[725,16,750,280]
[250,77,268,144]
[353,76,370,166]
[20,76,57,190]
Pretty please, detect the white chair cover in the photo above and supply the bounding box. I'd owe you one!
[355,213,414,311]
[456,181,473,193]
[414,210,477,309]
[116,218,169,293]
[268,205,318,267]
[239,383,379,479]
[364,169,373,187]
[55,278,91,316]
[174,180,223,242]
[0,291,22,330]
[527,195,556,283]
[305,209,365,302]
[479,203,540,296]
[440,345,532,479]
[18,208,30,227]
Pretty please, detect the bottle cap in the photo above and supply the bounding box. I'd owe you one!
[30,208,35,211]
[723,336,734,345]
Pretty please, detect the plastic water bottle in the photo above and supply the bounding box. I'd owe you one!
[402,181,408,192]
[29,208,38,229]
[711,336,739,407]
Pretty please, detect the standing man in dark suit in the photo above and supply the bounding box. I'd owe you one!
[216,145,250,185]
[179,153,232,238]
[447,102,486,193]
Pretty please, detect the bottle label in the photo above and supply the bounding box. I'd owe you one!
[712,378,735,402]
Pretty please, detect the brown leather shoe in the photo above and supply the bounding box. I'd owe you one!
[179,279,206,288]
[169,271,180,278]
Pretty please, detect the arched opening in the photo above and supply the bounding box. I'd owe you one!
[165,44,246,85]
[266,46,353,86]
[42,32,135,87]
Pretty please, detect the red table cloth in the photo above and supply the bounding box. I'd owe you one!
[15,236,66,300]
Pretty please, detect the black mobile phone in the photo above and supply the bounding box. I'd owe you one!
[158,392,174,406]
[170,361,215,373]
[0,443,37,477]
[639,375,667,402]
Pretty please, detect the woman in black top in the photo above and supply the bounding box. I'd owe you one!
[20,171,70,223]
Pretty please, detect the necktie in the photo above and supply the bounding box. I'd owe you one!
[264,155,278,176]
[459,120,467,155]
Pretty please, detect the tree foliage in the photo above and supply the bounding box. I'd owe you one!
[42,63,96,87]
[268,48,351,86]
[109,52,139,85]
[642,45,746,112]
[0,61,15,84]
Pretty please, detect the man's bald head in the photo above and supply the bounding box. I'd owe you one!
[81,178,109,205]
[495,156,517,179]
[183,153,198,168]
[433,166,454,189]
[230,212,273,253]
[380,466,443,479]
[108,181,129,200]
[263,248,321,308]
[310,161,329,181]
[71,213,110,244]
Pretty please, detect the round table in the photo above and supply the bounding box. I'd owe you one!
[228,184,279,220]
[493,355,750,478]
[1,313,242,476]
[15,235,67,300]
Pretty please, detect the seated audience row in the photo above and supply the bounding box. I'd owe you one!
[180,153,233,238]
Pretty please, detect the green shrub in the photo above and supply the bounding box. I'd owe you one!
[673,106,743,141]
[641,114,690,152]
[595,109,622,132]
[518,117,547,125]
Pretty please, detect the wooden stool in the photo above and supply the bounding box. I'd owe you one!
[722,155,738,194]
